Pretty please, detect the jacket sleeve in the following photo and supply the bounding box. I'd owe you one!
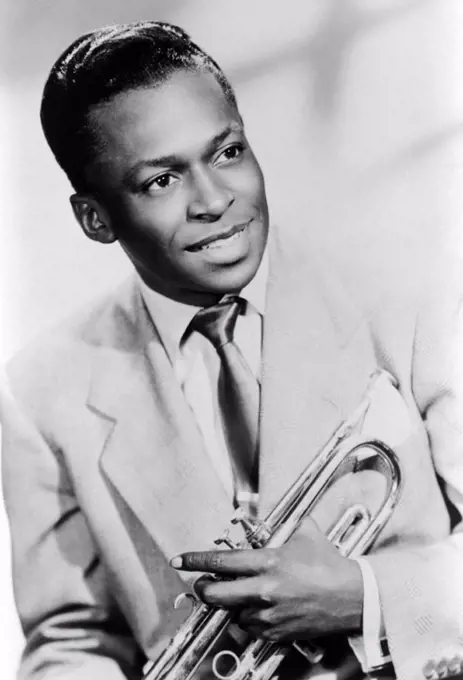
[0,371,144,680]
[366,261,463,680]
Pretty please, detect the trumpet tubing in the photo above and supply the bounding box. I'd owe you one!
[143,371,402,680]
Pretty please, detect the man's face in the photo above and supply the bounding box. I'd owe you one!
[83,69,269,305]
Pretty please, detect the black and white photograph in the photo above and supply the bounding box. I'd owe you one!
[1,2,463,679]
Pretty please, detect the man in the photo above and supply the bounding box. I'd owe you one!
[1,20,463,680]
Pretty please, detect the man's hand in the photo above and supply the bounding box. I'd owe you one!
[170,518,363,643]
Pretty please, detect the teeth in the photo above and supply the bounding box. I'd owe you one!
[200,229,243,250]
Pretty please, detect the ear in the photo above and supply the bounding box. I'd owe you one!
[70,194,116,244]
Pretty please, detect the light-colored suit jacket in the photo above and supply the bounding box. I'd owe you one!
[2,231,463,680]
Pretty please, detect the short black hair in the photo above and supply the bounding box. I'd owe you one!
[40,21,238,192]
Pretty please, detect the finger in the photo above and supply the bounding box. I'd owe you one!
[196,576,275,608]
[170,548,274,576]
[192,574,217,599]
[238,605,277,629]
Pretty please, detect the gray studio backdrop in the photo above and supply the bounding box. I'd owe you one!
[1,1,463,676]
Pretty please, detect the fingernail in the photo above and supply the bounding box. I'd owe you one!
[170,556,183,569]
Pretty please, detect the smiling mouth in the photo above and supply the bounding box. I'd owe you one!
[187,222,249,252]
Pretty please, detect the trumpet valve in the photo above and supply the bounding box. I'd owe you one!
[231,510,271,548]
[214,529,241,550]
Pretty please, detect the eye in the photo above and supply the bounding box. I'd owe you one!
[144,173,179,193]
[215,143,244,166]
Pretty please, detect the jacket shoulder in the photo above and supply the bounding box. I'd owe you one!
[5,277,140,412]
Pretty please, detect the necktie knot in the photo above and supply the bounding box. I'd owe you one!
[190,296,245,349]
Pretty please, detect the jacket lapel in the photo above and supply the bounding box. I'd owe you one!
[258,233,378,516]
[86,231,380,566]
[87,280,234,578]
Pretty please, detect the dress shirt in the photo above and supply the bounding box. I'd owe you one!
[138,258,387,672]
[139,263,266,500]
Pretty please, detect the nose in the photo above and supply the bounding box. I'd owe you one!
[187,167,234,221]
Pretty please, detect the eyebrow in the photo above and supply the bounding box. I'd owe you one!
[124,122,243,185]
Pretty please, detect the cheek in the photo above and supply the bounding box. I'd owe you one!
[235,167,267,211]
[116,201,182,249]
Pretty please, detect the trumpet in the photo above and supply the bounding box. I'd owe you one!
[144,371,402,680]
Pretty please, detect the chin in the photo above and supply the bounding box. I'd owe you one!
[212,257,261,295]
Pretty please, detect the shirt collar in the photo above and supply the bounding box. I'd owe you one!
[138,251,268,365]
